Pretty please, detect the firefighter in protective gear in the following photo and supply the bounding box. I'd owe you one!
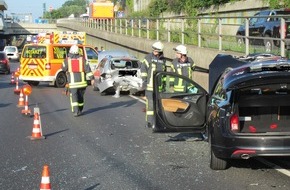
[141,41,167,129]
[171,45,195,92]
[62,45,94,117]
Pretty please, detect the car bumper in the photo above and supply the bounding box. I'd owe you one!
[97,76,143,93]
[6,55,19,60]
[97,78,114,92]
[212,135,290,159]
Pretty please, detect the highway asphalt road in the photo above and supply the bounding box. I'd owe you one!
[1,61,290,190]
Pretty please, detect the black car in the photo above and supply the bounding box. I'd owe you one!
[236,9,290,52]
[0,51,10,74]
[153,53,290,170]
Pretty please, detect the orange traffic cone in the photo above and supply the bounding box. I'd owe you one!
[10,72,15,84]
[21,95,31,116]
[17,88,25,107]
[27,112,45,140]
[13,76,20,94]
[40,165,51,190]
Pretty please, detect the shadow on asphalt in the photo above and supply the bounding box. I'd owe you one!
[84,99,139,115]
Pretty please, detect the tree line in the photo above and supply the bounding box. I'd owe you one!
[43,0,290,19]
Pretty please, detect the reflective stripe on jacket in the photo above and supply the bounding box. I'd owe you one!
[62,55,94,89]
[172,57,195,92]
[141,53,166,91]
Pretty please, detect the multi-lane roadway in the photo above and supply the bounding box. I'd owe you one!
[1,61,290,190]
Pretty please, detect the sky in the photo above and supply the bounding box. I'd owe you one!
[4,0,67,20]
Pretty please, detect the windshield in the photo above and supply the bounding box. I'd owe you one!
[5,47,17,53]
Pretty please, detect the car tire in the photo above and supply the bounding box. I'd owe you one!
[93,78,100,91]
[209,136,228,170]
[55,72,67,88]
[236,35,244,47]
[93,85,99,91]
[264,34,273,53]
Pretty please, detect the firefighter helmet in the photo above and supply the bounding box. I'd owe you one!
[173,45,187,55]
[69,45,79,54]
[152,41,164,52]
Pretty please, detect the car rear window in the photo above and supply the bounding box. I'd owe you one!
[112,60,139,69]
[5,47,17,52]
[52,46,84,59]
[22,46,47,58]
[53,47,69,59]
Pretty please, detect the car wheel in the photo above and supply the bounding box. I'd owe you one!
[93,85,99,91]
[236,35,244,47]
[264,35,273,53]
[55,72,67,88]
[209,137,228,170]
[27,81,40,86]
[93,78,100,91]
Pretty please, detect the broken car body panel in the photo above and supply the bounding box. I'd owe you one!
[93,50,143,94]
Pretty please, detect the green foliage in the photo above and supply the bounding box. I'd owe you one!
[126,0,134,14]
[148,0,168,17]
[268,0,290,8]
[43,0,87,19]
[129,10,150,18]
[262,0,290,8]
[128,0,239,18]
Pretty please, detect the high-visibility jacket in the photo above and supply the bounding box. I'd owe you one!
[171,57,195,92]
[140,53,167,91]
[62,55,94,89]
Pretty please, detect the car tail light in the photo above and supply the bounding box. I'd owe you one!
[230,114,240,132]
[94,70,100,77]
[270,123,278,129]
[45,63,51,70]
[0,59,8,64]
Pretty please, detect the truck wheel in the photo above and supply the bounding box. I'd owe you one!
[209,137,229,170]
[264,35,273,53]
[55,72,67,88]
[27,81,39,86]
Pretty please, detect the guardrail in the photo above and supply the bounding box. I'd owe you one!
[57,15,290,57]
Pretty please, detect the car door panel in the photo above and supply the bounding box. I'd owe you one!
[154,72,208,131]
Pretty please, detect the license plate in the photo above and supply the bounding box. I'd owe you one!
[28,64,37,69]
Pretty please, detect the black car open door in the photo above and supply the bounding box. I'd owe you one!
[153,72,208,132]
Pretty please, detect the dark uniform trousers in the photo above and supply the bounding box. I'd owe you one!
[70,87,86,114]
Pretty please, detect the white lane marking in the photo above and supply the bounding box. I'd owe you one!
[129,95,146,104]
[256,157,290,177]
